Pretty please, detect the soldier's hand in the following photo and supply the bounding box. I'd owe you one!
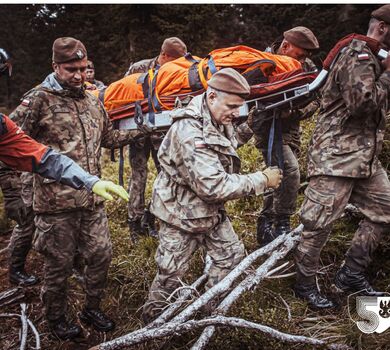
[382,51,390,71]
[92,180,129,202]
[247,106,265,133]
[263,167,283,189]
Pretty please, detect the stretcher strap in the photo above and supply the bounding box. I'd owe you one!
[267,110,284,170]
[207,55,218,75]
[119,146,124,187]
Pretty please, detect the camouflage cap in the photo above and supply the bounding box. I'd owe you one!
[52,37,87,63]
[208,68,250,97]
[283,26,319,50]
[371,5,390,24]
[161,37,187,58]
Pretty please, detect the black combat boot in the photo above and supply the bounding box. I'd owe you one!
[142,209,158,238]
[274,215,291,236]
[257,214,275,247]
[334,265,383,296]
[9,266,39,286]
[79,308,115,332]
[294,284,336,310]
[49,316,82,340]
[128,218,146,242]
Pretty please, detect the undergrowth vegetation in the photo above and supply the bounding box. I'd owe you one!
[1,115,390,349]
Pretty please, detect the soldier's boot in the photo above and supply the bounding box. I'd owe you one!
[274,215,291,236]
[333,265,383,296]
[79,308,115,332]
[256,214,274,247]
[49,316,82,340]
[9,266,39,286]
[141,209,158,238]
[294,283,336,310]
[128,218,146,242]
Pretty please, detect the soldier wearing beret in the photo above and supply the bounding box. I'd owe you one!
[239,26,320,248]
[85,59,106,90]
[294,5,390,310]
[124,37,187,241]
[10,37,146,340]
[142,68,283,323]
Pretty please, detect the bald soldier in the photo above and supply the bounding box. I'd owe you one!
[124,37,187,239]
[142,68,282,323]
[11,37,146,340]
[294,5,390,310]
[240,26,320,247]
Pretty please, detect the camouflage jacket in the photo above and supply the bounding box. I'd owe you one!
[150,94,267,233]
[307,38,390,178]
[10,73,141,213]
[124,56,159,76]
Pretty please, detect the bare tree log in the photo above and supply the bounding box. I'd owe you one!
[170,228,295,324]
[0,287,24,307]
[0,307,40,350]
[191,225,302,350]
[90,315,350,350]
[148,255,212,328]
[19,303,28,350]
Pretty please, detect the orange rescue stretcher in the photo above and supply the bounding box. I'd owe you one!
[98,38,388,131]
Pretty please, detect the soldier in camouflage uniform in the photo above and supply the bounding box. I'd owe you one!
[294,5,390,310]
[124,37,187,239]
[10,37,144,340]
[254,27,320,247]
[142,68,283,323]
[1,112,130,285]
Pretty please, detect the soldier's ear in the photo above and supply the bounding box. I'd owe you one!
[52,62,59,73]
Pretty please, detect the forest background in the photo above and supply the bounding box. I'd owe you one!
[1,3,390,350]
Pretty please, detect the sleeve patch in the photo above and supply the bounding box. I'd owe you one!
[357,53,370,61]
[21,99,31,107]
[195,138,208,149]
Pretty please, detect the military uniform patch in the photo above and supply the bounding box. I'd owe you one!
[21,99,31,107]
[195,138,207,149]
[357,53,370,61]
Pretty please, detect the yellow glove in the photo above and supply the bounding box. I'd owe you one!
[92,180,129,202]
[263,167,283,189]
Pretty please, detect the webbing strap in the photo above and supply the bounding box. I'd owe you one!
[184,52,200,64]
[98,88,106,104]
[207,55,218,75]
[267,110,284,171]
[118,146,124,187]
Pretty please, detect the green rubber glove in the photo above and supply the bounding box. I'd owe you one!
[92,180,129,202]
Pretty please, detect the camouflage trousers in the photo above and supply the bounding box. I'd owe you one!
[142,217,245,321]
[295,165,390,285]
[33,204,112,322]
[9,205,35,269]
[261,145,300,217]
[0,172,25,224]
[128,136,161,222]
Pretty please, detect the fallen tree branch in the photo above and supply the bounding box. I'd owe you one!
[90,315,351,350]
[191,225,303,350]
[0,287,25,308]
[0,306,40,350]
[20,303,28,350]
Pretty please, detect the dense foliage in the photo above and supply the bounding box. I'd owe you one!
[0,4,379,107]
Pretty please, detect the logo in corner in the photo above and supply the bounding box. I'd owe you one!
[348,292,390,334]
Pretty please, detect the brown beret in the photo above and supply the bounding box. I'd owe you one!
[87,60,95,70]
[283,26,319,50]
[372,5,390,24]
[161,37,187,58]
[208,68,250,97]
[52,37,87,63]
